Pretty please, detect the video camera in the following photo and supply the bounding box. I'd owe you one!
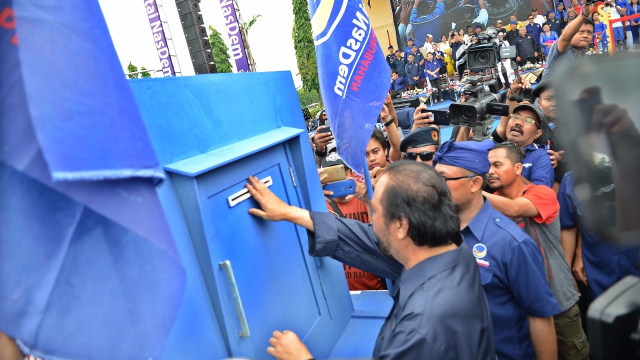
[449,76,509,141]
[464,27,515,72]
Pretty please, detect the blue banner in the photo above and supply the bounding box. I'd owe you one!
[309,0,390,175]
[0,0,186,358]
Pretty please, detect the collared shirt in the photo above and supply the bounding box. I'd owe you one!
[558,172,640,299]
[522,143,554,187]
[405,61,420,84]
[391,58,407,76]
[515,34,537,59]
[547,18,563,35]
[526,23,543,44]
[542,41,584,81]
[424,59,440,80]
[308,212,496,360]
[462,199,561,360]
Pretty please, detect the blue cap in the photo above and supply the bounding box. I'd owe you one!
[511,20,518,25]
[432,139,495,175]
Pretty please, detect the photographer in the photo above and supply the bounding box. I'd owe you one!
[542,2,595,80]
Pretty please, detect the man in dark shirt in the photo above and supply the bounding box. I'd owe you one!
[405,53,420,89]
[386,45,396,67]
[515,26,538,66]
[391,50,407,78]
[506,20,520,46]
[546,10,563,35]
[247,162,496,360]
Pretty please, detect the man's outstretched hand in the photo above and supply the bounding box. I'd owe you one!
[247,176,292,221]
[246,176,315,231]
[267,330,313,360]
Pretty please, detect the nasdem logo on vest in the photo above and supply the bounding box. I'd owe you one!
[308,0,389,175]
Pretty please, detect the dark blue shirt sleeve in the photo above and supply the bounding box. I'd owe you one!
[558,173,578,229]
[308,211,403,280]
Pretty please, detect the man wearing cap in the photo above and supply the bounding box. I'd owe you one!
[400,127,440,166]
[391,49,407,80]
[532,8,546,26]
[320,153,387,291]
[248,161,496,360]
[432,140,560,360]
[474,24,483,36]
[542,2,595,80]
[496,19,507,36]
[386,45,396,67]
[506,19,520,46]
[404,37,415,61]
[492,103,554,187]
[483,142,589,359]
[410,44,425,72]
[423,34,434,53]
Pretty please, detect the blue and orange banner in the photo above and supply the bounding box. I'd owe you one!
[309,0,390,175]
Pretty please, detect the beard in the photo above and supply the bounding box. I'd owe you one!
[487,177,504,191]
[374,227,394,258]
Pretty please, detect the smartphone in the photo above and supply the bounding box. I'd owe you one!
[317,126,332,135]
[421,109,451,126]
[321,164,346,184]
[323,179,356,198]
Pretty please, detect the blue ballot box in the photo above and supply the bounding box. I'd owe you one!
[130,72,391,359]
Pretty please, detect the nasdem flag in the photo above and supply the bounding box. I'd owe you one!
[309,0,390,174]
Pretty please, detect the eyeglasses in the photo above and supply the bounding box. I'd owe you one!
[528,17,534,20]
[441,174,476,182]
[403,151,435,161]
[510,113,538,127]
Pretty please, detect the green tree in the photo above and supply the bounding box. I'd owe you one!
[139,67,152,78]
[126,61,138,79]
[292,0,319,94]
[127,62,152,78]
[209,26,233,73]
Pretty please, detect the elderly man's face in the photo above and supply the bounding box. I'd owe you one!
[519,26,527,36]
[506,109,542,148]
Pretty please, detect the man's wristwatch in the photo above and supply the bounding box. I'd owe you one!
[383,116,395,127]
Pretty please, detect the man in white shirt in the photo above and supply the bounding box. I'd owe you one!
[423,34,435,53]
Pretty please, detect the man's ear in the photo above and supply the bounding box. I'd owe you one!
[535,128,543,139]
[394,216,409,240]
[469,175,484,193]
[515,162,523,176]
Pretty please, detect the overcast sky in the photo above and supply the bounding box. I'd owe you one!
[98,0,302,87]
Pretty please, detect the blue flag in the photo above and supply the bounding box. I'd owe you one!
[308,0,390,175]
[0,0,185,358]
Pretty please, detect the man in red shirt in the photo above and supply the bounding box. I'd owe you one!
[321,153,386,291]
[482,142,589,359]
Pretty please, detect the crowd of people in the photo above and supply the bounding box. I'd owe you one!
[261,2,640,360]
[386,0,640,98]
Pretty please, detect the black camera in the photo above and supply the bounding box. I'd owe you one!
[449,77,510,140]
[465,27,515,72]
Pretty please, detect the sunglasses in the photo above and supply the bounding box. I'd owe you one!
[510,113,538,127]
[528,17,534,20]
[403,151,435,161]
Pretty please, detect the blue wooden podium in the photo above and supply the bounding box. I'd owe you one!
[129,71,391,359]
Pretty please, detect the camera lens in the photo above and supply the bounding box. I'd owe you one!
[476,52,490,65]
[462,107,477,120]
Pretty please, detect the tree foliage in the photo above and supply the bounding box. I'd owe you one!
[126,61,151,78]
[292,0,319,94]
[209,26,233,73]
